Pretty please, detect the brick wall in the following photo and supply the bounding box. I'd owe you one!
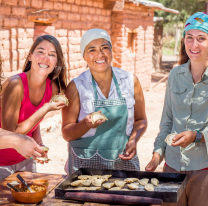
[0,0,155,89]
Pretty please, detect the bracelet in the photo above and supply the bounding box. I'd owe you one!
[194,130,202,143]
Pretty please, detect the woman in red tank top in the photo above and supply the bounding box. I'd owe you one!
[0,35,67,181]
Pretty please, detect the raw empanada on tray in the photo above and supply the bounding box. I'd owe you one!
[74,187,88,190]
[127,183,139,190]
[151,178,159,186]
[81,180,92,186]
[71,180,82,186]
[144,183,154,191]
[100,175,112,179]
[108,187,121,190]
[86,187,101,190]
[78,175,91,180]
[92,178,106,187]
[124,178,139,183]
[102,182,115,189]
[114,180,126,188]
[138,178,149,186]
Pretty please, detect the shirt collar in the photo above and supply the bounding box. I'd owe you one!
[176,60,208,79]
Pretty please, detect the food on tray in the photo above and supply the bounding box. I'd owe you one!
[51,95,69,106]
[102,182,115,189]
[124,178,139,183]
[71,180,82,186]
[36,157,50,162]
[92,178,106,187]
[78,175,91,180]
[81,180,92,186]
[165,133,177,146]
[138,178,149,186]
[151,178,159,186]
[86,187,101,190]
[18,185,45,192]
[100,175,112,179]
[91,112,108,124]
[108,187,121,190]
[144,183,154,191]
[127,183,139,190]
[74,187,88,190]
[114,180,126,188]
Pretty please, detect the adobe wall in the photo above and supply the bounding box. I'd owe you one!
[0,0,154,89]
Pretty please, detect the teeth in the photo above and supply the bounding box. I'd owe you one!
[191,50,200,54]
[39,64,48,68]
[96,60,105,63]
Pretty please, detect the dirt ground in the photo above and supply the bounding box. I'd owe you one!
[36,57,177,175]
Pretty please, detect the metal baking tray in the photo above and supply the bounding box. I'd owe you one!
[55,168,188,202]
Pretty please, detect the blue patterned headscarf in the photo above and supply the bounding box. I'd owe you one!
[184,12,208,36]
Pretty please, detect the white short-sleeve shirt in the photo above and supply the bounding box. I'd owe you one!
[73,67,135,137]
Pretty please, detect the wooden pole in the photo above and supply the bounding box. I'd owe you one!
[205,2,208,13]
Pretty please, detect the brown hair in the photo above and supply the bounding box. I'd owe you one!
[23,35,67,93]
[178,37,190,65]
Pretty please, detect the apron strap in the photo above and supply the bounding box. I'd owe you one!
[91,70,122,99]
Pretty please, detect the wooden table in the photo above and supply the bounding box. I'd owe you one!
[0,172,161,206]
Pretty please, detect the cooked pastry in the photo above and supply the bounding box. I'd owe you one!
[36,157,50,161]
[144,183,154,191]
[51,95,69,106]
[40,146,49,152]
[86,187,101,190]
[127,183,139,190]
[74,187,88,190]
[100,175,112,179]
[92,178,106,187]
[78,175,91,180]
[114,180,126,188]
[81,180,92,186]
[124,178,139,183]
[151,178,159,186]
[108,187,121,190]
[138,178,149,186]
[91,112,108,124]
[165,133,177,146]
[102,182,115,189]
[71,180,82,186]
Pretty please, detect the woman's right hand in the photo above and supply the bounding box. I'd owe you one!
[145,152,161,172]
[45,101,66,112]
[84,111,106,129]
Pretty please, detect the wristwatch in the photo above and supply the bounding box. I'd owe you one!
[195,130,202,142]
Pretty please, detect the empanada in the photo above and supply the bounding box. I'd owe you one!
[71,180,82,186]
[127,183,139,190]
[92,178,106,187]
[81,180,92,186]
[138,178,149,186]
[102,182,115,189]
[124,178,139,183]
[165,133,177,146]
[151,178,159,186]
[144,183,154,191]
[100,175,112,179]
[114,180,126,188]
[108,187,121,190]
[91,112,108,124]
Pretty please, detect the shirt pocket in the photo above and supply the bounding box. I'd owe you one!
[169,85,187,106]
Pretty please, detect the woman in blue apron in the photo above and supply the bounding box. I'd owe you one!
[62,29,147,175]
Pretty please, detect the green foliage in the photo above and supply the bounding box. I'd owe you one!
[150,0,205,24]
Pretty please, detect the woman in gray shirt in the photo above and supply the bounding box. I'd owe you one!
[146,12,208,206]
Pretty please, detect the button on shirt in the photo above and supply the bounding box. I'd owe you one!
[153,60,208,172]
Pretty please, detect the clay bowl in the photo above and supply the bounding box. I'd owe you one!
[11,183,47,203]
[33,179,49,187]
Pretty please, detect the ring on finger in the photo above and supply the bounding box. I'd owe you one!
[30,155,34,160]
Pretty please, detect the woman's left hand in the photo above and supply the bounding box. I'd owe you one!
[172,131,197,148]
[119,139,136,160]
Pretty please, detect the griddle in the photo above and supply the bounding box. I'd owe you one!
[55,168,187,203]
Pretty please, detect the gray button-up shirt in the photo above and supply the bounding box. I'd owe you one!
[153,60,208,172]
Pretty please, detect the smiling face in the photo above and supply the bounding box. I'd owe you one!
[184,29,208,62]
[29,40,58,77]
[83,38,112,74]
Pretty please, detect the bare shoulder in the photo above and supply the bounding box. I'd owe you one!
[65,80,79,99]
[133,74,143,93]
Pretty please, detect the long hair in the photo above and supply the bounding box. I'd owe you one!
[23,35,67,93]
[178,37,190,65]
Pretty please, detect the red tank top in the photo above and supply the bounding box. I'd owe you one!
[0,72,52,166]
